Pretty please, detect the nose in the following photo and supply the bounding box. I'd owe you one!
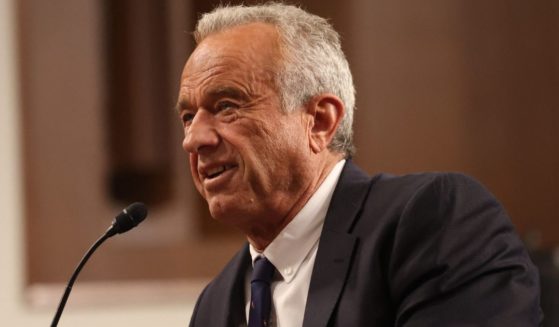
[182,109,220,154]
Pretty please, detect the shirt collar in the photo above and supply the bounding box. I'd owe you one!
[249,159,346,283]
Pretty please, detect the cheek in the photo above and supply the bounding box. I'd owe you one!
[259,127,305,178]
[271,120,308,157]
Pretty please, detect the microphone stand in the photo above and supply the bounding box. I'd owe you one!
[50,202,146,326]
[50,231,111,327]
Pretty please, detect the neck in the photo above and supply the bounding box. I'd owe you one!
[246,153,343,250]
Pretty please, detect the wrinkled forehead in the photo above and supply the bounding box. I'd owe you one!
[176,23,284,112]
[183,22,282,79]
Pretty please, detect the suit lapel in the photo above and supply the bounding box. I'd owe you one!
[213,243,251,327]
[302,162,374,327]
[228,246,251,326]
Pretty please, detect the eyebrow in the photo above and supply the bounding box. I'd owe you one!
[175,86,249,114]
[175,98,191,114]
[207,86,249,102]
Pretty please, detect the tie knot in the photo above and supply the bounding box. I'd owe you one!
[251,257,275,284]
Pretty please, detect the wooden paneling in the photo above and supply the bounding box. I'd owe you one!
[347,0,559,247]
[20,0,244,285]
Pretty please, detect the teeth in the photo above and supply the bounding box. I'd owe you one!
[206,165,226,178]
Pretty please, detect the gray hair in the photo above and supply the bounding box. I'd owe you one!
[194,2,356,157]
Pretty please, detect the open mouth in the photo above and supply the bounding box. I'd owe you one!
[205,164,236,180]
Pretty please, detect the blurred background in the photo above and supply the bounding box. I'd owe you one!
[1,0,557,325]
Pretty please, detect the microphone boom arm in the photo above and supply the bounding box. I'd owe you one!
[51,232,111,327]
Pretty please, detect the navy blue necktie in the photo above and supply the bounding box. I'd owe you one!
[248,257,275,327]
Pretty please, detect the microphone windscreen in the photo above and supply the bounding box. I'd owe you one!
[112,202,148,235]
[126,202,148,223]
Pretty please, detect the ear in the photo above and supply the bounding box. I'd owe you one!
[305,94,345,154]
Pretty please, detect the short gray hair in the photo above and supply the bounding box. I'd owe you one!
[194,2,356,157]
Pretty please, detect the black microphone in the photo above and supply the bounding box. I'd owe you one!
[106,202,148,236]
[51,202,148,327]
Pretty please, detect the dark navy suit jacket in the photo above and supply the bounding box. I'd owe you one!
[189,162,542,326]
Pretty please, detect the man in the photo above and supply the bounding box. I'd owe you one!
[176,3,541,326]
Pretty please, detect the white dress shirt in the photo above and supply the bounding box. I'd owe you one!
[245,159,346,327]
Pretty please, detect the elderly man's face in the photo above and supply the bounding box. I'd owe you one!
[177,23,313,230]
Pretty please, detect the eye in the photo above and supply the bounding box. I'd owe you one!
[181,112,195,126]
[215,100,239,112]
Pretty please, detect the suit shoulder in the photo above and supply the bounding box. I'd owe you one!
[373,171,480,187]
[371,171,491,201]
[362,171,499,223]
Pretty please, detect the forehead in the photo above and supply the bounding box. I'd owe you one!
[181,23,281,89]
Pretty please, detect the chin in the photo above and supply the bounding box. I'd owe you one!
[207,197,250,227]
[208,197,233,220]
